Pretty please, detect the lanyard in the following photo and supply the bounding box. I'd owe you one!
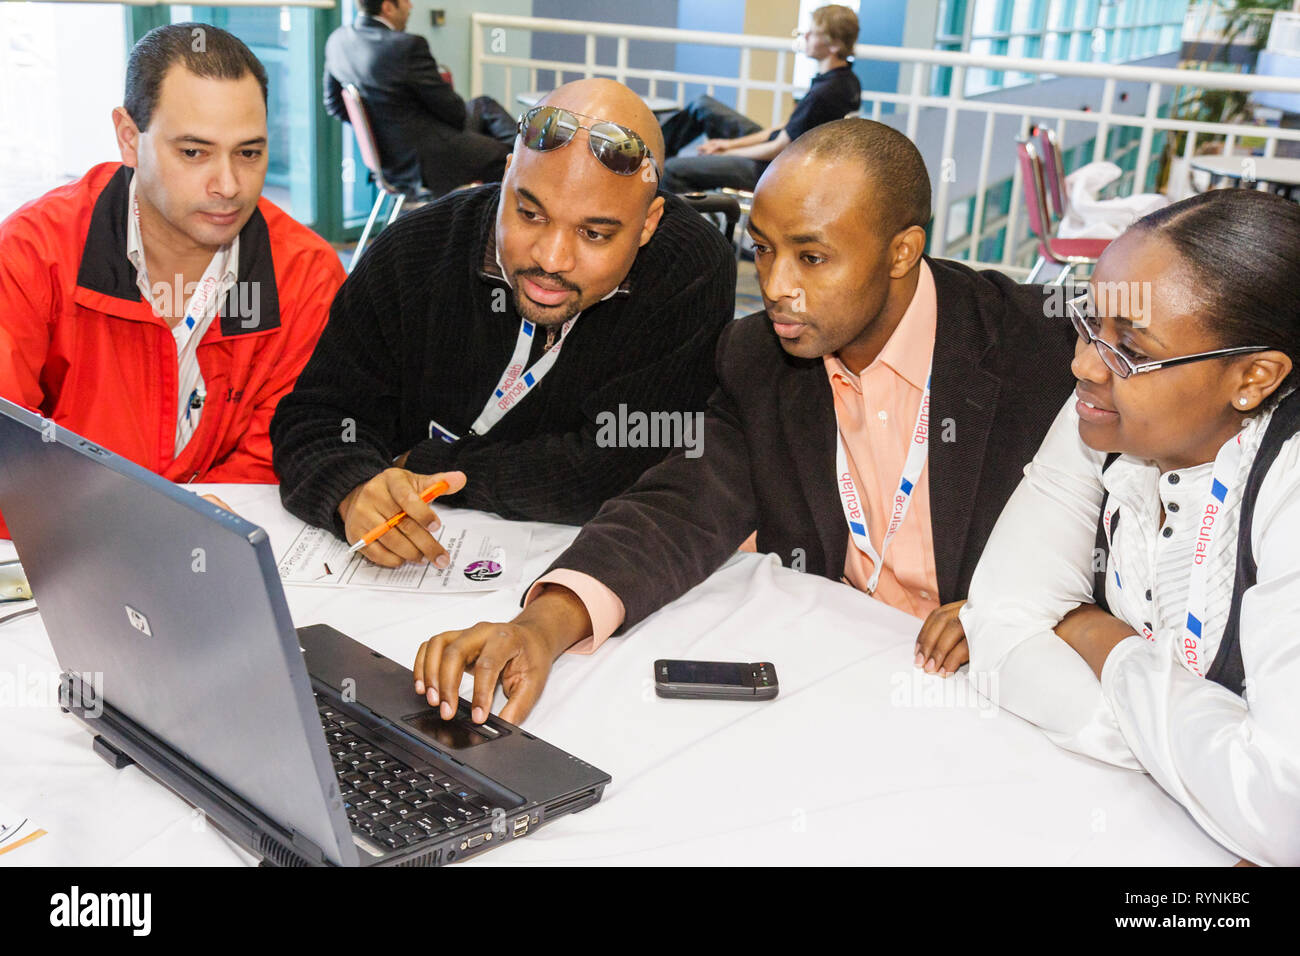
[466,317,577,437]
[180,273,224,332]
[130,177,233,333]
[1181,430,1246,678]
[130,180,232,455]
[833,363,932,595]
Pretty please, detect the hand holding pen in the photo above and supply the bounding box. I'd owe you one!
[338,470,466,568]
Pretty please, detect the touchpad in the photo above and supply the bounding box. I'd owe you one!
[402,704,507,749]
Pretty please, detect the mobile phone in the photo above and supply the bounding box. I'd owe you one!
[653,659,778,700]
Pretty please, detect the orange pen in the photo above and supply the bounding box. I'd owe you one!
[346,479,450,554]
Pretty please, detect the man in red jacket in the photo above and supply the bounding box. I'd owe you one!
[0,22,344,536]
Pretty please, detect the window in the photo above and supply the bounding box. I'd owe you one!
[0,2,127,221]
[934,0,1191,96]
[170,5,320,226]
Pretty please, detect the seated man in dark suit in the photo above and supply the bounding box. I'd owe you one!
[323,0,516,196]
[409,118,1080,726]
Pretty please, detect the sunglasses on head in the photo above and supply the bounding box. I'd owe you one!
[516,105,660,180]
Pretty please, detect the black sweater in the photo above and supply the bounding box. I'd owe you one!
[270,184,736,534]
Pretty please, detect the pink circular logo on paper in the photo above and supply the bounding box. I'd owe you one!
[464,560,502,582]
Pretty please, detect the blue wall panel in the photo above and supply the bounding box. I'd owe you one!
[530,0,680,95]
[674,0,747,108]
[855,0,906,98]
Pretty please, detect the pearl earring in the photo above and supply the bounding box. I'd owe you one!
[1239,397,1249,406]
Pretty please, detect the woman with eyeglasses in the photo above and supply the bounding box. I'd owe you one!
[958,188,1300,866]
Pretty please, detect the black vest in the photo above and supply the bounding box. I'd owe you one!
[1093,392,1300,697]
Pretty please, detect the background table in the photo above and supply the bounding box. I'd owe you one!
[0,485,1234,865]
[1189,154,1300,200]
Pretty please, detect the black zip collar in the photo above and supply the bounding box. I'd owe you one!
[75,164,282,336]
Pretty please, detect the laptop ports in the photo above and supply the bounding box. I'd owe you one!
[513,814,530,837]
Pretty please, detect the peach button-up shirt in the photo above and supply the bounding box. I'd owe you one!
[827,258,940,620]
[529,261,942,651]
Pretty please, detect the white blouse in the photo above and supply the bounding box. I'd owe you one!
[961,396,1300,866]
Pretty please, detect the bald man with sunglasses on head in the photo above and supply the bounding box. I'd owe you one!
[271,79,736,567]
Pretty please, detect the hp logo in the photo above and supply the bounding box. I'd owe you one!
[124,605,152,637]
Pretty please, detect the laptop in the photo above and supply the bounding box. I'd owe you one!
[0,398,610,866]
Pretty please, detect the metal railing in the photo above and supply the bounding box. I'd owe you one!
[470,13,1300,273]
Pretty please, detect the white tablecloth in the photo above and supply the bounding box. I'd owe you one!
[0,485,1233,865]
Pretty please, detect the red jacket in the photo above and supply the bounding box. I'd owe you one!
[0,163,345,536]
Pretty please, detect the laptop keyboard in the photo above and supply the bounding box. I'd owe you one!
[318,700,496,852]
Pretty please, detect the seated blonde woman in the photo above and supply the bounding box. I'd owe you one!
[960,188,1300,866]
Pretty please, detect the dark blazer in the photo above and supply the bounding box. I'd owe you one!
[542,257,1078,631]
[323,16,509,195]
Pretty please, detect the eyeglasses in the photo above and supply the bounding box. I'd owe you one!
[516,106,659,180]
[1066,293,1270,379]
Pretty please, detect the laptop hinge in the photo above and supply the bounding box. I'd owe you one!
[92,734,136,770]
[288,829,327,865]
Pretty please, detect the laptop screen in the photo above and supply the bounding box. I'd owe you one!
[0,398,354,865]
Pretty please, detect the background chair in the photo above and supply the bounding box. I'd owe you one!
[689,111,862,260]
[1016,137,1109,284]
[719,187,755,256]
[679,191,742,245]
[1035,125,1070,224]
[341,84,432,270]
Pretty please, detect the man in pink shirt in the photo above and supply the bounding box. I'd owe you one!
[410,119,1078,725]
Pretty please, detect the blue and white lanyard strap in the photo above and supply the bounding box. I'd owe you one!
[1181,431,1246,678]
[467,316,577,438]
[833,364,933,595]
[172,272,229,443]
[180,272,224,333]
[133,180,231,333]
